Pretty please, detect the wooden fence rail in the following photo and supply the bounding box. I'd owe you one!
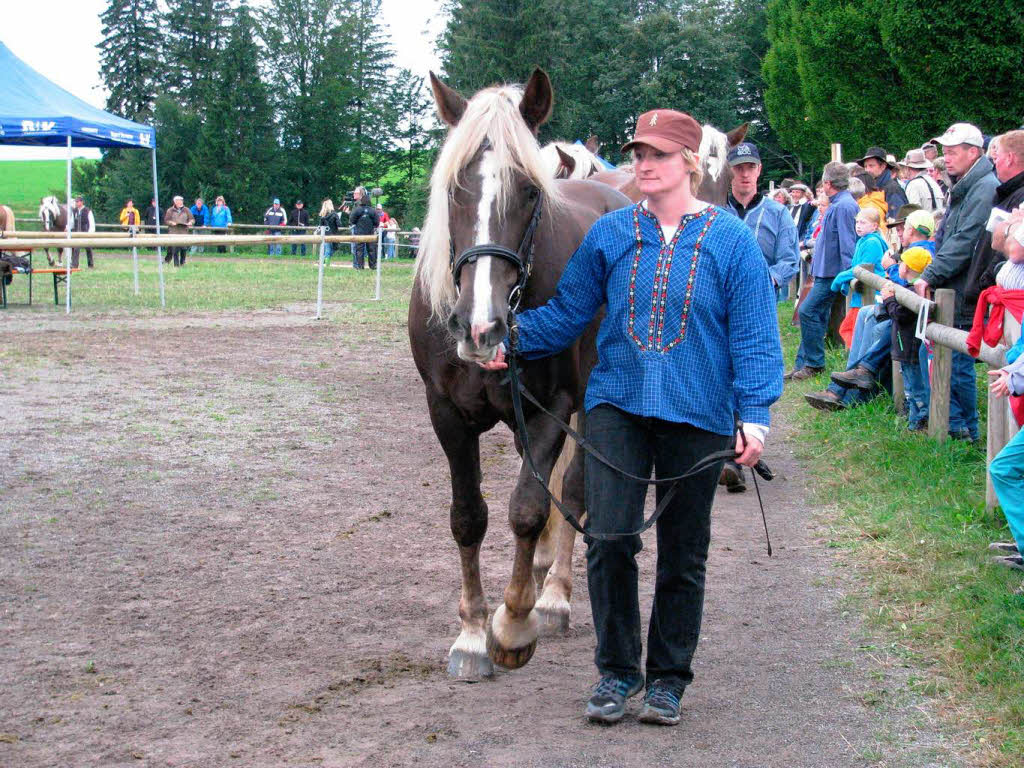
[852,266,1018,508]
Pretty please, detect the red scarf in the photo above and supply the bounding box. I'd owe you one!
[965,286,1024,357]
[965,285,1024,426]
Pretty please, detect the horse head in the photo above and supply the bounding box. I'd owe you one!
[418,69,561,364]
[698,123,749,205]
[39,196,62,231]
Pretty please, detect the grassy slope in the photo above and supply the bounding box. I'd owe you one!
[778,301,1024,765]
[0,160,95,214]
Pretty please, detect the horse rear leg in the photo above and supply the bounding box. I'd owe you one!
[427,393,493,681]
[488,394,571,669]
[535,413,585,636]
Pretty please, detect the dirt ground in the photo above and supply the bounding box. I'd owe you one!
[1,306,965,767]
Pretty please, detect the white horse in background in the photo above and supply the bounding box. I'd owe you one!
[38,196,70,266]
[539,138,605,180]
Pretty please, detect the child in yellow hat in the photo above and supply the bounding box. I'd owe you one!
[882,210,936,429]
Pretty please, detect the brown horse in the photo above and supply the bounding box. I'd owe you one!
[409,69,631,680]
[591,122,748,206]
[0,204,32,262]
[38,196,70,266]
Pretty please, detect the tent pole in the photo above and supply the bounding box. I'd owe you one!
[65,136,72,314]
[151,147,164,307]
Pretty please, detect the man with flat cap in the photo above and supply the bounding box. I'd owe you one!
[857,146,909,214]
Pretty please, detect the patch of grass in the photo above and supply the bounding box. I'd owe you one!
[779,302,1024,765]
[1,256,414,323]
[0,159,94,213]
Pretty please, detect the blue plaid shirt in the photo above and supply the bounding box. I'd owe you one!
[515,203,783,436]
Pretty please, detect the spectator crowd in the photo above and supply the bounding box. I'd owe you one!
[108,187,411,268]
[726,123,1024,579]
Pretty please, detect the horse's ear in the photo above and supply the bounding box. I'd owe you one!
[585,135,601,154]
[725,123,749,148]
[519,68,554,133]
[555,146,576,177]
[429,71,467,127]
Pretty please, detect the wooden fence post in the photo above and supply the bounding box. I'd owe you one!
[927,288,955,442]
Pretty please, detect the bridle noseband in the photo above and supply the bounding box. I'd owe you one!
[449,188,545,314]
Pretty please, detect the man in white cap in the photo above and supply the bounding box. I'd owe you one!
[899,149,945,216]
[914,122,999,441]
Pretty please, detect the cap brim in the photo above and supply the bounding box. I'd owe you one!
[621,136,686,154]
[728,157,760,167]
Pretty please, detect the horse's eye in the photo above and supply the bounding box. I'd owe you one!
[525,186,539,203]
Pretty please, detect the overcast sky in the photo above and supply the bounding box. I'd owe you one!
[0,0,443,160]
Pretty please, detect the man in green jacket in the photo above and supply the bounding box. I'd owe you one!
[914,122,999,441]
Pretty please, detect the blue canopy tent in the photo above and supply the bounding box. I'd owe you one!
[0,40,163,311]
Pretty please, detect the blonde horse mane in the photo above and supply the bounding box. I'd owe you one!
[415,84,565,319]
[539,142,602,179]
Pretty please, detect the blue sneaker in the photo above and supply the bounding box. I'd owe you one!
[638,680,682,725]
[585,674,644,723]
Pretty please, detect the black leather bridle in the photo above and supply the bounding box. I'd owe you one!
[449,187,545,315]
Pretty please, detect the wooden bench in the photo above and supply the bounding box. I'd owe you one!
[1,266,81,308]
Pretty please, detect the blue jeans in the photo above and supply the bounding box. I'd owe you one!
[827,314,892,405]
[291,243,307,256]
[949,350,979,439]
[321,242,333,264]
[584,404,730,691]
[990,428,1024,548]
[901,348,930,428]
[268,243,282,256]
[794,277,836,370]
[386,239,396,259]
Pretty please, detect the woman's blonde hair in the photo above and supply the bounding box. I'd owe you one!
[320,199,334,218]
[681,148,703,196]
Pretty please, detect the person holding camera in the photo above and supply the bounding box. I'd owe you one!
[348,187,380,269]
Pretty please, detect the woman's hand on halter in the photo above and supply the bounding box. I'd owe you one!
[733,433,763,467]
[477,344,508,371]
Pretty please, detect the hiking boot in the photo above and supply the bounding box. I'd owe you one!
[991,555,1024,571]
[720,461,746,493]
[787,366,824,381]
[804,390,846,412]
[585,674,644,724]
[638,680,682,726]
[908,419,928,432]
[988,541,1019,554]
[830,365,875,391]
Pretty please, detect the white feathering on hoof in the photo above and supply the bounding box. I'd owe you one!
[449,626,488,659]
[489,604,539,649]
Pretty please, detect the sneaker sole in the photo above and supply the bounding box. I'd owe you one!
[586,707,626,724]
[638,705,680,725]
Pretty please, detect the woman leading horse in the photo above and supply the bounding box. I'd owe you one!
[480,109,783,725]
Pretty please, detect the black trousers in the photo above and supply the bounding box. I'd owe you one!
[353,241,375,269]
[584,404,730,692]
[71,248,93,268]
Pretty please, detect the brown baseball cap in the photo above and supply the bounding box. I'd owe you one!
[622,110,702,154]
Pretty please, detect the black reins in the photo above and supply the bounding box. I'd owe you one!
[504,342,774,552]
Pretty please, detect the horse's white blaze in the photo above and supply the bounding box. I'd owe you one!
[470,149,499,329]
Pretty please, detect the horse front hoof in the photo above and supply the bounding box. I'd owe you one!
[447,648,494,681]
[486,631,537,669]
[486,604,539,669]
